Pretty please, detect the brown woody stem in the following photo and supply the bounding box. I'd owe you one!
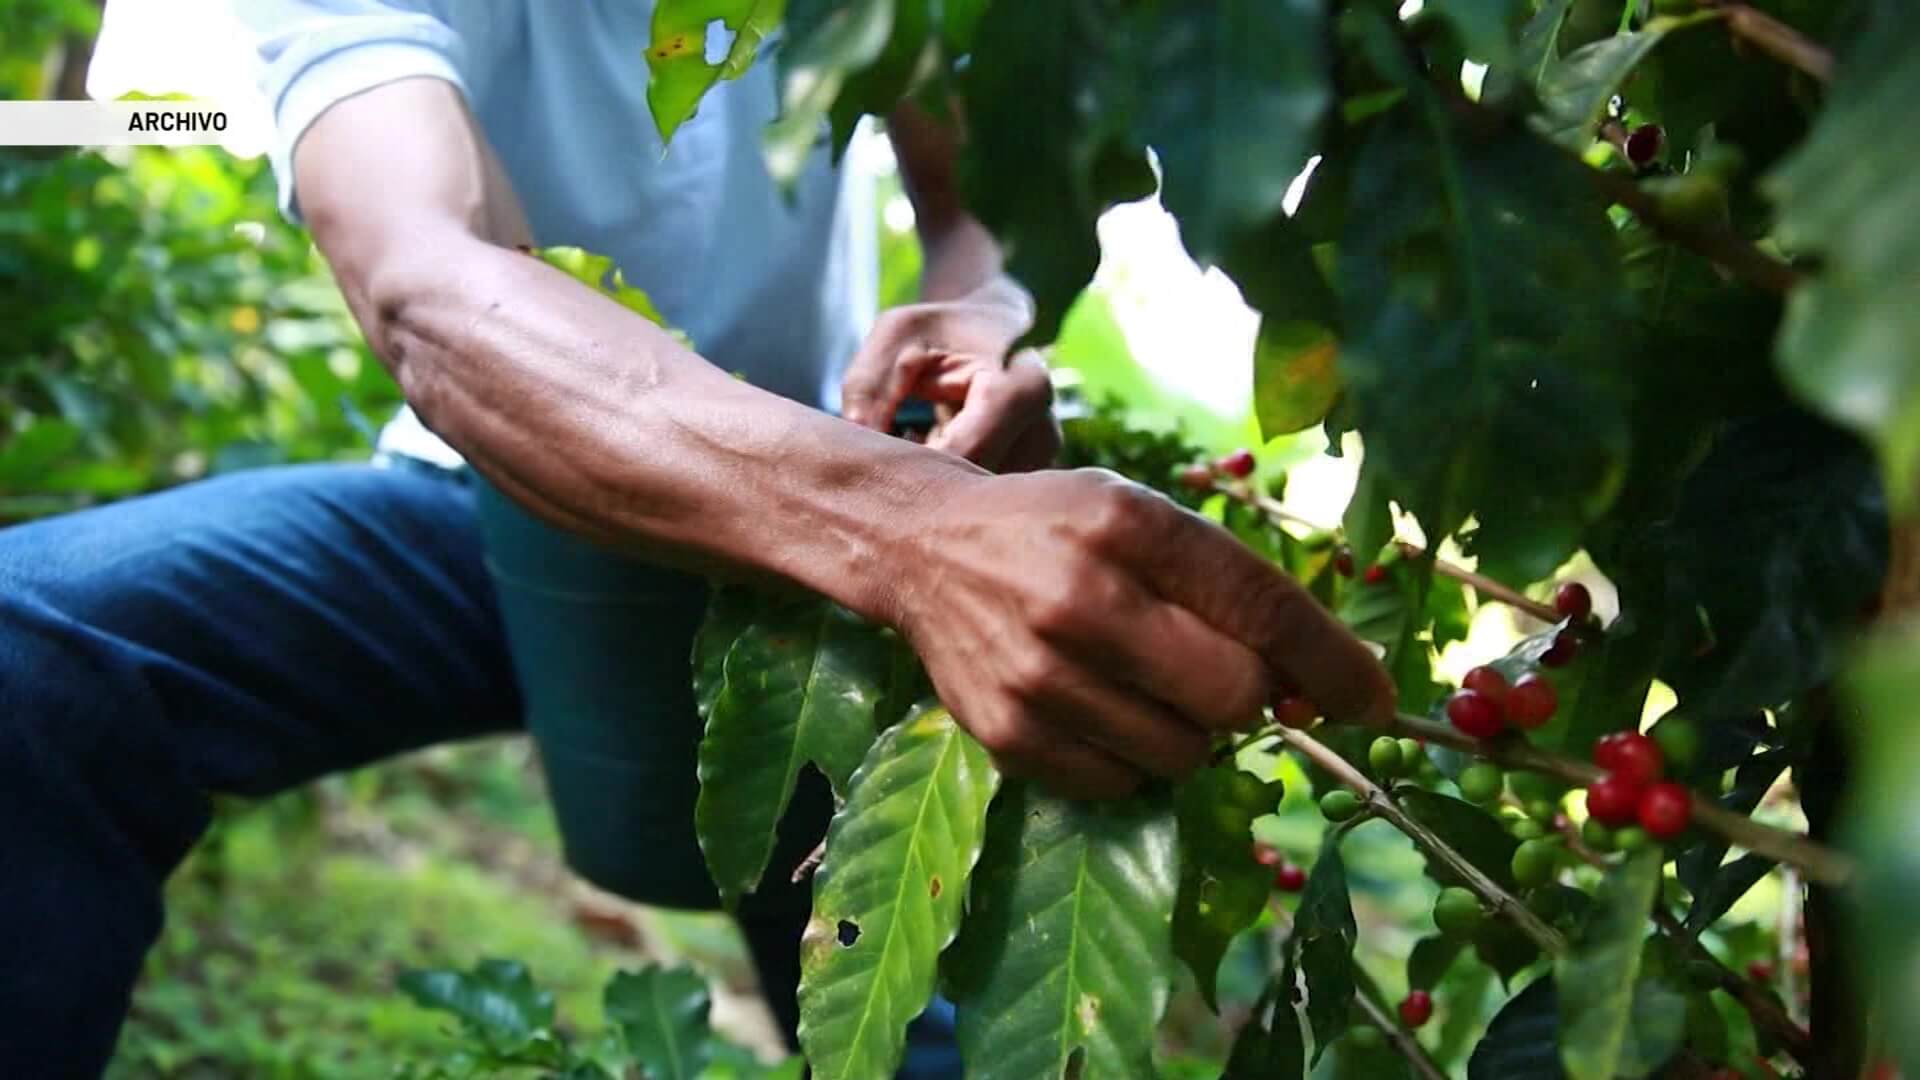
[1650,906,1815,1064]
[1707,2,1834,81]
[1587,168,1801,295]
[1388,712,1857,887]
[791,839,827,884]
[1278,727,1568,954]
[1230,485,1573,627]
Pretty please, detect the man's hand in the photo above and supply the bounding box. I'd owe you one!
[885,469,1396,799]
[841,283,1061,473]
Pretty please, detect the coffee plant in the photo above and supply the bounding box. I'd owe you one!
[632,0,1919,1076]
[394,959,800,1078]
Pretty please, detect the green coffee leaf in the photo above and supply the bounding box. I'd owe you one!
[1408,934,1465,991]
[1292,845,1356,1061]
[693,587,913,906]
[398,959,555,1044]
[1535,15,1715,150]
[1422,0,1528,65]
[534,247,673,328]
[1398,789,1522,893]
[797,706,999,1080]
[1223,977,1305,1080]
[1653,412,1886,715]
[1684,853,1775,934]
[1137,0,1330,265]
[1467,976,1562,1080]
[645,0,786,142]
[1335,558,1441,714]
[947,783,1179,1079]
[1172,765,1286,1010]
[1334,22,1633,586]
[603,967,712,1079]
[1254,321,1340,441]
[1841,622,1920,1079]
[1481,0,1575,102]
[1767,0,1920,511]
[959,0,1145,342]
[1556,849,1664,1080]
[764,0,897,183]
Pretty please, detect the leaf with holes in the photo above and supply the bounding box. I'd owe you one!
[604,967,712,1080]
[693,587,913,907]
[1136,0,1329,265]
[797,706,998,1080]
[1556,849,1664,1080]
[646,0,787,141]
[946,782,1178,1079]
[1172,764,1286,1010]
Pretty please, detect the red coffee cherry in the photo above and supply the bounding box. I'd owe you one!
[1217,448,1256,478]
[1746,960,1774,983]
[1273,696,1320,730]
[1273,862,1308,892]
[1505,673,1558,729]
[1363,564,1390,586]
[1585,772,1642,826]
[1332,547,1355,577]
[1637,782,1692,839]
[1176,463,1215,492]
[1625,123,1664,167]
[1594,732,1663,787]
[1446,689,1505,738]
[1398,989,1433,1028]
[1462,665,1510,706]
[1553,582,1593,621]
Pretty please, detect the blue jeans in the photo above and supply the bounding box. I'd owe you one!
[0,462,958,1078]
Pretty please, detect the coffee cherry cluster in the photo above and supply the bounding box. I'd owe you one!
[1583,732,1692,840]
[1254,842,1309,892]
[1176,447,1258,492]
[1445,664,1561,739]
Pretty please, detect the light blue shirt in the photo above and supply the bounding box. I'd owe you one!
[232,0,874,461]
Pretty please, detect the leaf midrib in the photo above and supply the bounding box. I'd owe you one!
[840,728,957,1074]
[1053,832,1093,1073]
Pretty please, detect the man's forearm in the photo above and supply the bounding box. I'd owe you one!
[367,231,982,622]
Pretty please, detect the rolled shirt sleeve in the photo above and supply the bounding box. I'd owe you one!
[226,0,474,220]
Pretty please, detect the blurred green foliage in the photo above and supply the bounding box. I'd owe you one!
[0,146,397,519]
[0,0,98,99]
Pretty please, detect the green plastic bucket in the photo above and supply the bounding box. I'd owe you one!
[473,479,721,909]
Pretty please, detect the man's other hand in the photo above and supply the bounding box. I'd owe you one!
[885,469,1396,800]
[841,285,1060,473]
